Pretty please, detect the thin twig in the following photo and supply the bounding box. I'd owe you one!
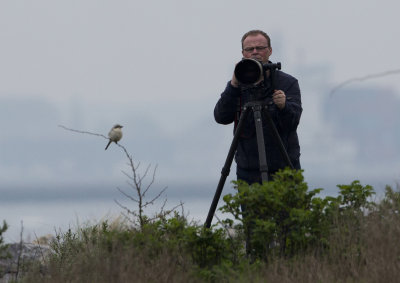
[58,125,108,139]
[329,69,400,97]
[144,186,168,208]
[150,201,185,222]
[121,170,135,182]
[114,199,136,216]
[33,233,47,263]
[15,221,24,280]
[116,187,139,203]
[143,164,158,196]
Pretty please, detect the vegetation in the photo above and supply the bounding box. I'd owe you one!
[220,169,375,261]
[0,221,10,263]
[0,220,11,280]
[2,168,397,282]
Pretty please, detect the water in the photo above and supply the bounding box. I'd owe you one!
[0,197,224,243]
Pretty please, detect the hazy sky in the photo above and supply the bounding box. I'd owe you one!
[1,0,400,241]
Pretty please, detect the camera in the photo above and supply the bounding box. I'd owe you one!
[234,58,281,85]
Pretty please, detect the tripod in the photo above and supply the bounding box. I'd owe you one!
[205,88,294,228]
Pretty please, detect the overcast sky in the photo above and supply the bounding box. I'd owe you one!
[1,0,400,241]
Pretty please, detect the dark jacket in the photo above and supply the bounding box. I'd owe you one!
[214,70,302,175]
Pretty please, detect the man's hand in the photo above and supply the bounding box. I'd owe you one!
[230,72,239,88]
[273,90,286,109]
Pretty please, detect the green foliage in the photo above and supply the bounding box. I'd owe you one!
[0,220,11,277]
[336,180,375,211]
[378,184,400,212]
[220,168,376,261]
[0,220,10,261]
[37,213,241,282]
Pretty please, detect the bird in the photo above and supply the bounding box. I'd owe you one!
[105,124,123,150]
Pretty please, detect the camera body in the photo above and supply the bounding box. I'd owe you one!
[234,58,281,85]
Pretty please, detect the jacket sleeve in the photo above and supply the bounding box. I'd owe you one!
[276,76,302,131]
[214,81,242,125]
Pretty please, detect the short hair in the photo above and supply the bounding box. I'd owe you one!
[241,30,271,49]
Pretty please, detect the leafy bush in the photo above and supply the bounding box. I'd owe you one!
[0,220,10,276]
[0,221,9,261]
[220,168,375,261]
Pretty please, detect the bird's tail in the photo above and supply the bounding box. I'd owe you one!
[105,140,112,150]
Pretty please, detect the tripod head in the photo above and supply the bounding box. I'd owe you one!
[234,58,281,85]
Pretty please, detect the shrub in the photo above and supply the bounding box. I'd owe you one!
[0,221,9,260]
[220,168,375,261]
[0,220,11,275]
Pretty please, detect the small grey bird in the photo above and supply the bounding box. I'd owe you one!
[105,124,123,150]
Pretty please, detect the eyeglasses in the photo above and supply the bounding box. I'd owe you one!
[243,46,269,52]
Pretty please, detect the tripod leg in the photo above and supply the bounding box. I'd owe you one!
[252,105,269,182]
[262,107,294,169]
[204,106,251,228]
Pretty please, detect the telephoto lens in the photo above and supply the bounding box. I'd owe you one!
[234,58,263,85]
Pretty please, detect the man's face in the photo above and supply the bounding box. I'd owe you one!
[242,34,272,64]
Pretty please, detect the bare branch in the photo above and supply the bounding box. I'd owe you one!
[143,186,168,208]
[59,125,108,139]
[149,201,185,222]
[121,170,135,182]
[116,187,139,203]
[125,181,136,190]
[60,124,179,230]
[114,199,137,217]
[33,232,47,263]
[143,164,158,196]
[329,68,400,97]
[138,164,152,196]
[168,202,185,215]
[160,198,168,212]
[15,220,24,281]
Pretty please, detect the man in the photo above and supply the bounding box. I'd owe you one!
[214,30,302,184]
